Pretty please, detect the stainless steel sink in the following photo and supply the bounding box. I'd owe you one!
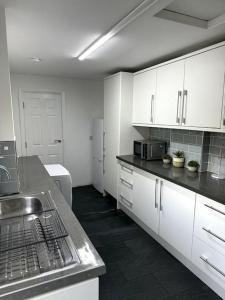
[0,191,78,286]
[0,192,52,219]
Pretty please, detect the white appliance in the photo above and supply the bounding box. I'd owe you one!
[92,119,104,193]
[44,164,72,207]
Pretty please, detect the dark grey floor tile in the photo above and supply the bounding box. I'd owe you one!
[154,268,207,295]
[162,286,221,300]
[72,185,221,300]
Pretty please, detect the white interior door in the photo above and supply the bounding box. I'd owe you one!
[21,91,64,165]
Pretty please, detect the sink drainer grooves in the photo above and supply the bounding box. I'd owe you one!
[0,209,75,285]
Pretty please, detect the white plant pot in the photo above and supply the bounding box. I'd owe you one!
[187,166,198,172]
[173,157,184,168]
[163,159,171,164]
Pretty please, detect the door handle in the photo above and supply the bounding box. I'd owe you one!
[54,139,62,143]
[176,91,182,124]
[182,90,188,124]
[150,95,154,123]
[200,256,225,278]
[159,180,163,211]
[155,178,158,209]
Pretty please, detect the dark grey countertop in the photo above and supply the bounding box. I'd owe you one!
[117,155,225,206]
[0,156,105,299]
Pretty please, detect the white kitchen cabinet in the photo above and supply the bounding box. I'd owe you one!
[104,73,142,199]
[158,179,195,259]
[154,60,184,126]
[92,119,104,193]
[183,46,225,128]
[29,278,99,300]
[192,237,225,294]
[0,8,14,141]
[132,42,225,131]
[118,162,134,211]
[133,169,159,233]
[194,194,225,258]
[132,69,157,124]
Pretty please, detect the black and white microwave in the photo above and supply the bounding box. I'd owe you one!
[133,139,166,161]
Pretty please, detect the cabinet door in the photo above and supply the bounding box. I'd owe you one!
[132,70,157,124]
[155,60,184,126]
[183,47,225,128]
[133,169,159,233]
[104,75,120,198]
[159,180,195,259]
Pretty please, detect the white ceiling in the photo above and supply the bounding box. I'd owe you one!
[2,0,225,79]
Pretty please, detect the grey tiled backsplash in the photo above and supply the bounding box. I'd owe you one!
[0,141,19,194]
[208,133,225,175]
[149,128,211,172]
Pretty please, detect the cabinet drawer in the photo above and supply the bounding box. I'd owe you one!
[192,237,225,288]
[119,163,134,187]
[119,162,133,175]
[194,194,225,256]
[118,184,133,210]
[119,170,134,189]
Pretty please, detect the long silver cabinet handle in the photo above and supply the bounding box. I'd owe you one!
[121,165,133,174]
[150,95,154,123]
[176,91,182,124]
[202,227,225,243]
[120,194,132,208]
[120,178,133,189]
[200,256,225,277]
[159,180,163,211]
[155,178,158,209]
[182,90,187,124]
[204,204,225,216]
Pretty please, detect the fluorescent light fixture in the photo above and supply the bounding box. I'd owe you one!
[78,33,113,61]
[77,0,174,60]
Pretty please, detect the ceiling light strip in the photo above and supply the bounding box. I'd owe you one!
[78,0,174,60]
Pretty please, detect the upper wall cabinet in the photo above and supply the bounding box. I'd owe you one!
[154,60,184,126]
[183,47,225,129]
[132,69,156,124]
[132,43,225,131]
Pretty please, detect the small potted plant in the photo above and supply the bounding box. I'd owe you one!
[173,151,185,168]
[187,160,199,172]
[162,154,172,164]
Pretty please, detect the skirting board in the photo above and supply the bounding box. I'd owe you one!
[118,202,225,299]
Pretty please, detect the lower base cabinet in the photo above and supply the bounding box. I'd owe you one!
[133,169,159,234]
[117,160,225,298]
[158,179,195,259]
[28,278,99,300]
[192,237,225,290]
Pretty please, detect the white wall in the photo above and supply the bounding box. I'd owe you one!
[0,8,15,141]
[10,73,103,187]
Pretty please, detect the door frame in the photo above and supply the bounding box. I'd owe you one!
[19,89,66,164]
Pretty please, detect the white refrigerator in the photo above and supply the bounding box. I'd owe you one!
[92,118,104,193]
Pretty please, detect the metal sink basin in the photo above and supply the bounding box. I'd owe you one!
[0,192,52,219]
